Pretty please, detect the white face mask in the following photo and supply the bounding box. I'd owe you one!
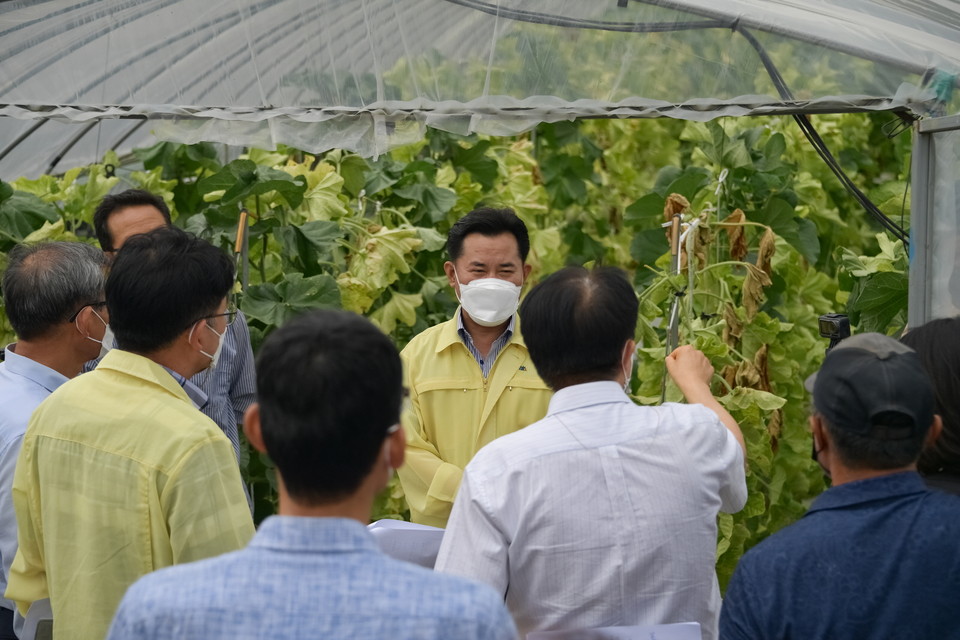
[83,310,112,360]
[193,322,226,370]
[454,270,522,327]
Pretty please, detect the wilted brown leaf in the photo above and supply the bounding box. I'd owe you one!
[742,264,772,319]
[723,209,748,261]
[754,343,771,392]
[723,303,743,346]
[735,360,762,388]
[692,216,710,270]
[757,226,776,276]
[767,409,783,454]
[662,194,688,260]
[721,364,738,390]
[663,193,690,221]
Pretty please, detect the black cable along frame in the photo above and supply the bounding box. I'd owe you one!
[442,0,915,246]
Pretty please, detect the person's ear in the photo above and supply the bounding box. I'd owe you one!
[443,261,459,293]
[74,306,102,340]
[387,425,405,471]
[809,414,822,447]
[810,414,831,455]
[926,415,944,450]
[522,262,532,282]
[73,305,93,338]
[186,319,206,350]
[243,403,267,454]
[622,339,637,370]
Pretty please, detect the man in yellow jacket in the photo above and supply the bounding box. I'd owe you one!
[397,208,552,527]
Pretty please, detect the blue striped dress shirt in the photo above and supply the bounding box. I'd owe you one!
[457,311,515,378]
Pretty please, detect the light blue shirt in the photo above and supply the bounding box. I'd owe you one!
[107,516,518,640]
[0,345,69,613]
[188,311,256,461]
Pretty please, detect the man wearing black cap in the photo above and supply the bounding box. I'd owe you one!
[720,332,960,639]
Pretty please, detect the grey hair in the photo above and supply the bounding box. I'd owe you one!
[2,241,108,340]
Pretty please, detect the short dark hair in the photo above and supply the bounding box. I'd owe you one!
[519,266,638,390]
[900,317,960,476]
[447,207,530,262]
[106,227,233,353]
[94,189,172,252]
[823,412,929,470]
[2,242,107,340]
[254,310,403,504]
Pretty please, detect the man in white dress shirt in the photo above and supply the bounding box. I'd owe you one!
[435,266,747,640]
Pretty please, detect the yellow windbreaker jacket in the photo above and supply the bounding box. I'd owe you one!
[397,313,552,527]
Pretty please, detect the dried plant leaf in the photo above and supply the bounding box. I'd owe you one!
[721,364,738,390]
[757,226,776,276]
[742,264,772,319]
[766,409,783,454]
[735,360,762,388]
[753,343,772,392]
[662,193,689,256]
[692,215,710,270]
[723,209,748,261]
[723,303,743,345]
[663,193,690,221]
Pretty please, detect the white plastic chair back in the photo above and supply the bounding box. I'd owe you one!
[20,599,52,640]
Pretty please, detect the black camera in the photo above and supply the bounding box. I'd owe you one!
[818,313,850,354]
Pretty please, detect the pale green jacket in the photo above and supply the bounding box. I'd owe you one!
[6,349,254,640]
[397,313,552,527]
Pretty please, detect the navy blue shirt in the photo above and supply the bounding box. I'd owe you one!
[720,472,960,640]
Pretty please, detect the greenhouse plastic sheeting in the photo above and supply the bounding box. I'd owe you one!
[1,0,959,178]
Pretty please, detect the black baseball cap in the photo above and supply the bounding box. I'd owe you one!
[804,332,935,440]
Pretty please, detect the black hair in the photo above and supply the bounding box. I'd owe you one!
[519,266,638,390]
[900,317,960,476]
[2,242,107,340]
[106,226,233,353]
[94,189,172,252]
[447,207,530,262]
[824,411,929,470]
[254,310,403,504]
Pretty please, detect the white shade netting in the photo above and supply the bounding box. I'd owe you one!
[1,0,958,178]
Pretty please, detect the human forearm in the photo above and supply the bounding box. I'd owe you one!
[666,345,746,454]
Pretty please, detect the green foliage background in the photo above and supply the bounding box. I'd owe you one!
[0,112,911,587]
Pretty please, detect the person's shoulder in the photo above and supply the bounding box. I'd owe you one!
[401,319,455,353]
[918,486,960,517]
[736,513,817,573]
[384,557,511,621]
[659,400,721,425]
[121,548,244,608]
[466,414,553,470]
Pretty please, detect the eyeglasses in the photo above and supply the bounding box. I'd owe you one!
[67,300,107,323]
[201,303,238,327]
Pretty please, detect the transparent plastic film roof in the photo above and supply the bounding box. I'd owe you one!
[1,0,959,178]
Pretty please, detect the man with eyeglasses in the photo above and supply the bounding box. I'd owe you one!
[0,242,109,639]
[107,309,518,640]
[92,189,256,464]
[6,227,254,640]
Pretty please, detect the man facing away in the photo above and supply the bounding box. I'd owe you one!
[436,266,747,639]
[720,332,960,639]
[0,242,109,639]
[6,227,254,640]
[397,207,552,527]
[93,189,256,462]
[107,309,518,640]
